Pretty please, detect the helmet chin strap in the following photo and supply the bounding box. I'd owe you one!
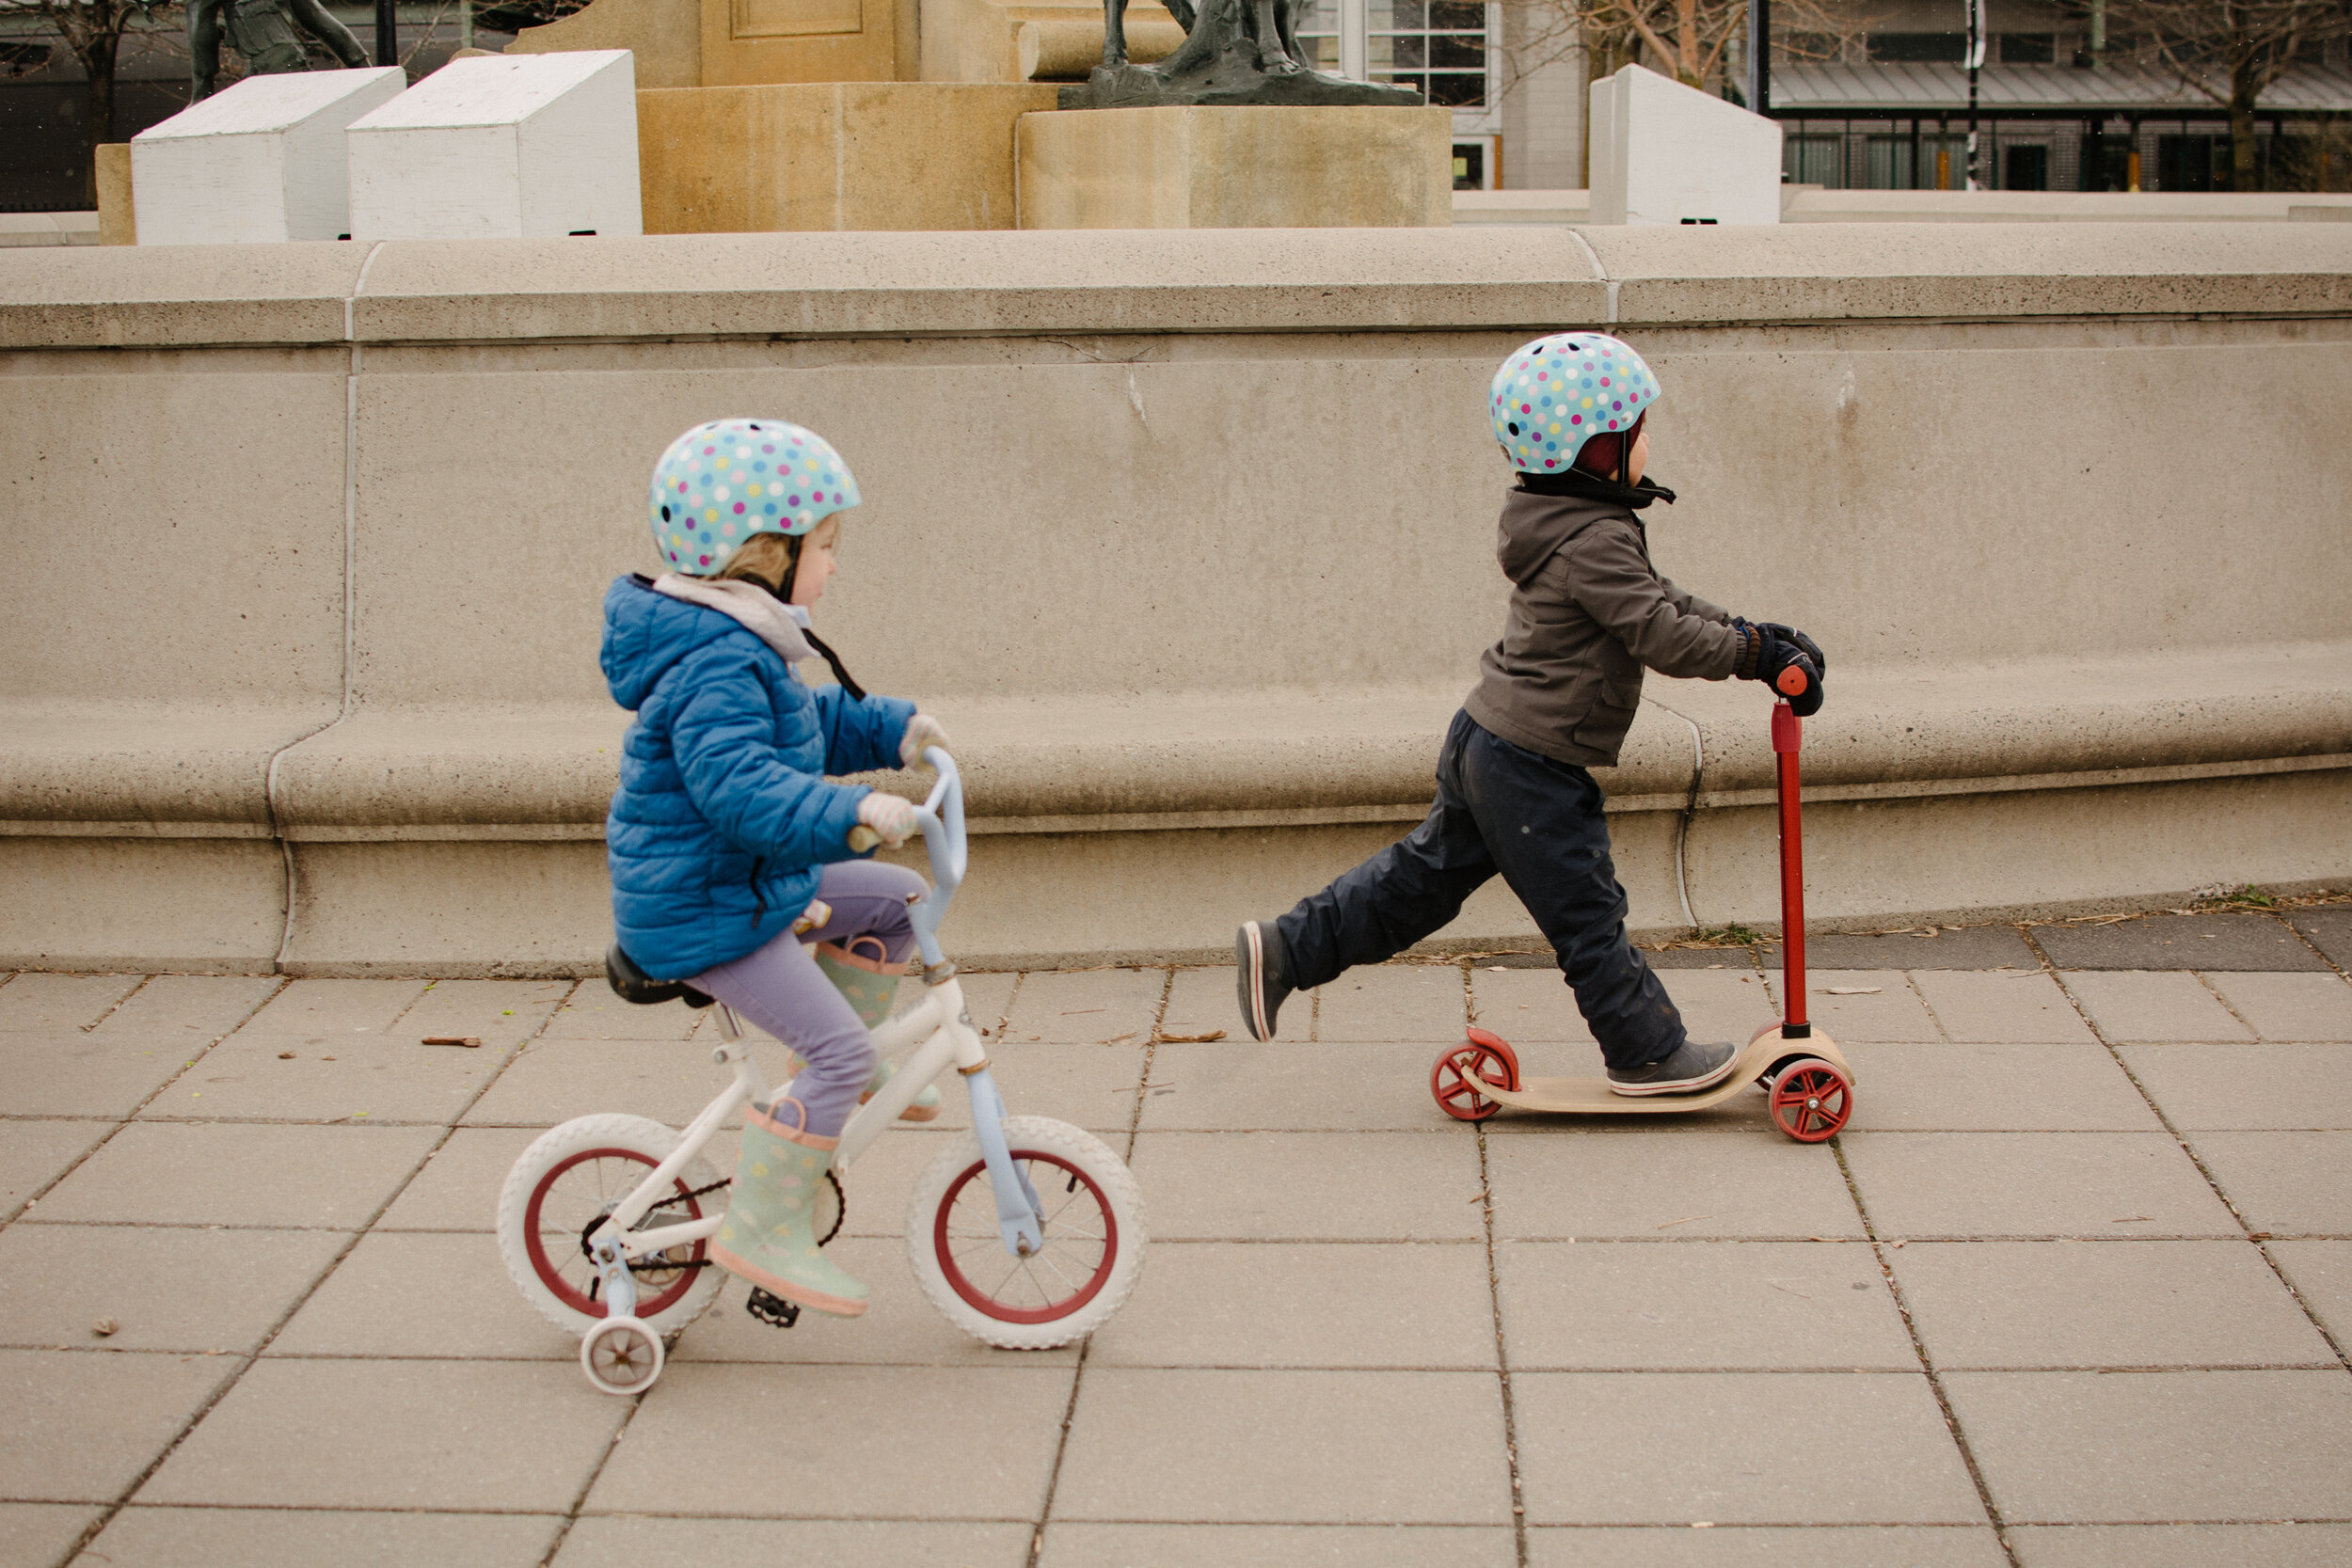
[757,534,867,703]
[776,533,803,606]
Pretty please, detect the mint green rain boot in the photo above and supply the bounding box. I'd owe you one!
[709,1097,867,1317]
[799,938,940,1122]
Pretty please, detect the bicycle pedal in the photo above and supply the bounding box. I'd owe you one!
[745,1288,802,1329]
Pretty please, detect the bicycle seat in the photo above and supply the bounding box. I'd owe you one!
[605,942,714,1009]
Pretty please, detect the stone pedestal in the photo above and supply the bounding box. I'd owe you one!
[346,51,643,241]
[1588,62,1781,227]
[921,0,1178,85]
[640,82,1056,231]
[507,0,705,87]
[1015,105,1451,230]
[128,66,405,245]
[508,0,913,86]
[96,144,135,245]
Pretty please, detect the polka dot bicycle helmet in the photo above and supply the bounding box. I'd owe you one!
[647,418,860,575]
[1489,333,1661,474]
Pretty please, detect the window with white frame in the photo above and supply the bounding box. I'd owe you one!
[1295,0,1495,111]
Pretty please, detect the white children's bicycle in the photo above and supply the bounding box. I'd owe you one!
[496,750,1147,1394]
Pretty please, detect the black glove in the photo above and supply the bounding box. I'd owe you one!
[1734,620,1825,718]
[1759,623,1825,676]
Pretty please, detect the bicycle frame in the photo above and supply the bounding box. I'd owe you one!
[582,750,1046,1306]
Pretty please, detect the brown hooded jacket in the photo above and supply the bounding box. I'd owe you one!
[1462,482,1742,768]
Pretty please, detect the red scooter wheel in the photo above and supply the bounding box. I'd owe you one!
[1432,1029,1520,1122]
[1769,1058,1852,1143]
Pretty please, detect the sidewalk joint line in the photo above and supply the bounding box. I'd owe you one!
[1017,965,1167,1568]
[1827,1139,2023,1568]
[536,1370,644,1568]
[57,978,581,1568]
[79,974,156,1036]
[2185,970,2262,1038]
[1126,967,1173,1161]
[1022,1345,1090,1568]
[2268,905,2351,984]
[2,976,290,1236]
[1473,1124,1529,1566]
[2024,927,2352,1377]
[1903,969,1959,1042]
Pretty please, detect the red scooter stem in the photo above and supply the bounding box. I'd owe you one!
[1772,701,1810,1038]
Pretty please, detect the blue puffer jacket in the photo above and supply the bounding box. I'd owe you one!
[601,576,914,979]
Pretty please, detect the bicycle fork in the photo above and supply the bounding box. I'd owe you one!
[589,1233,641,1320]
[965,1066,1045,1257]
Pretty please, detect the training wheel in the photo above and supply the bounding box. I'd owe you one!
[1768,1058,1852,1143]
[1432,1029,1520,1121]
[580,1314,664,1396]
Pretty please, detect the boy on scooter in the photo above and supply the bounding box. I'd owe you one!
[1235,335,1824,1096]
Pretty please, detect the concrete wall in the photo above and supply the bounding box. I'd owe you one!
[1454,190,2352,228]
[2,224,2347,974]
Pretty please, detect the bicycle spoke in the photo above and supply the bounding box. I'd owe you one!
[1032,1249,1081,1294]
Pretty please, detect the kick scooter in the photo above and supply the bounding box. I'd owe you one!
[495,750,1147,1393]
[1428,701,1856,1142]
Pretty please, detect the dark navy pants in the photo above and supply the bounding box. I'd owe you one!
[1275,709,1688,1070]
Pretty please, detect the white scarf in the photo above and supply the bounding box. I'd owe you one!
[651,575,818,671]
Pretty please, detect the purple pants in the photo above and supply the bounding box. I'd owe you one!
[692,860,928,1138]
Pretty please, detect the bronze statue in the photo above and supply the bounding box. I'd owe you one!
[1082,0,1422,108]
[188,0,372,101]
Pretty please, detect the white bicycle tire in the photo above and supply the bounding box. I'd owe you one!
[904,1115,1146,1351]
[498,1113,728,1337]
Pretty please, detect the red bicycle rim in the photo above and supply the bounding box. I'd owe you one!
[524,1147,709,1318]
[932,1150,1117,1324]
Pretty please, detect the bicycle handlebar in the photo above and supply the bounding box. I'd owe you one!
[907,747,963,968]
[839,751,964,967]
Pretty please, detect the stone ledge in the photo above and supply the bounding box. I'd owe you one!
[9,223,2351,352]
[1589,223,2352,326]
[0,701,338,827]
[1647,642,2352,794]
[0,243,372,348]
[7,646,2344,845]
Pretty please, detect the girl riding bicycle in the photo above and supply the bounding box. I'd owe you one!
[601,418,947,1320]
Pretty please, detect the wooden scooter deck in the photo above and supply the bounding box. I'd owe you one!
[1470,1022,1850,1116]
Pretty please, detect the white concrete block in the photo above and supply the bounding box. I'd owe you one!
[129,68,407,245]
[1588,62,1781,227]
[345,52,642,241]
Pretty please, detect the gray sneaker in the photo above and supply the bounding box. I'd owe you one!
[1607,1038,1740,1097]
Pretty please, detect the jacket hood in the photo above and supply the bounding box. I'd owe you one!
[1494,472,1677,587]
[601,574,769,712]
[1516,467,1676,509]
[1491,488,1598,588]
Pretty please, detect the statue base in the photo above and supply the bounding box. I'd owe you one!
[1059,55,1427,110]
[1016,103,1453,229]
[640,83,1059,232]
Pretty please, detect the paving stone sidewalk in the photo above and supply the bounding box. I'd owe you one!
[2,911,2349,1567]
